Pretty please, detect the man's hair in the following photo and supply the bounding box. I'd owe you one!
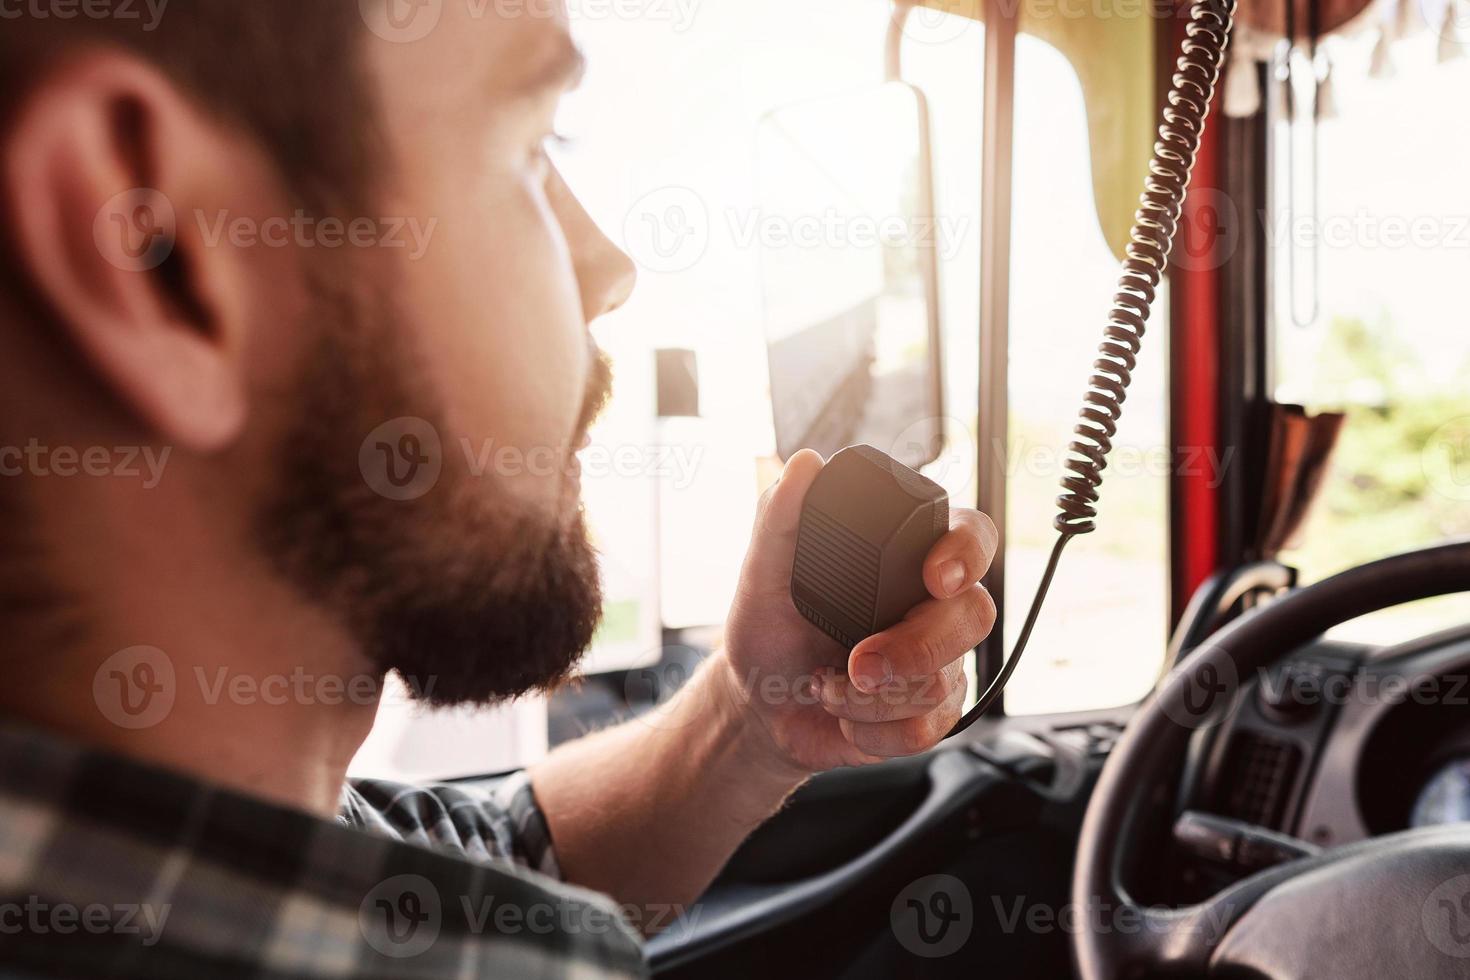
[0,2,381,210]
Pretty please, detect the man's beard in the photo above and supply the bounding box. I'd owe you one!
[257,267,608,707]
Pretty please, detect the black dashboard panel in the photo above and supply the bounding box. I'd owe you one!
[1296,624,1470,845]
[1191,623,1470,850]
[1189,639,1369,842]
[1351,654,1470,833]
[648,716,1125,978]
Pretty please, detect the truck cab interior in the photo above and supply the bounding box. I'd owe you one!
[331,0,1470,976]
[0,0,1464,975]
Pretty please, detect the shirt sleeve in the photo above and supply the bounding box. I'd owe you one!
[341,770,562,880]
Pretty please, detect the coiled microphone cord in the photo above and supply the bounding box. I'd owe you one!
[947,0,1236,737]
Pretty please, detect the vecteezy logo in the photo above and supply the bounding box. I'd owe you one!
[381,438,429,488]
[93,646,176,730]
[1159,649,1239,731]
[1419,0,1470,48]
[359,874,442,959]
[1423,874,1470,958]
[896,0,973,46]
[379,892,429,941]
[890,416,973,493]
[623,649,700,731]
[94,188,177,273]
[910,890,960,942]
[359,0,443,43]
[890,874,973,958]
[621,186,711,274]
[359,417,443,501]
[1183,663,1227,715]
[1444,896,1470,945]
[1424,417,1470,503]
[1172,188,1240,273]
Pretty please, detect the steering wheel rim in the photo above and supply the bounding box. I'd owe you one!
[1072,540,1470,980]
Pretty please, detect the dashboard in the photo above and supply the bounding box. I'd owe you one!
[1189,621,1470,852]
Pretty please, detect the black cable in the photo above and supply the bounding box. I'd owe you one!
[947,533,1071,736]
[946,0,1235,738]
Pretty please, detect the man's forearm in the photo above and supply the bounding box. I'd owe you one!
[529,652,808,924]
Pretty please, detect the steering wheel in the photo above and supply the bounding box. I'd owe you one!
[1073,540,1470,979]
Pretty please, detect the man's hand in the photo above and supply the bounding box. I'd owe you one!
[531,449,996,910]
[720,450,998,774]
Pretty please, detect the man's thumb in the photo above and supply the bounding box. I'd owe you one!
[741,449,825,594]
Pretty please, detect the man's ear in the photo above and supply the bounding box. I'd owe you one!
[1,51,255,452]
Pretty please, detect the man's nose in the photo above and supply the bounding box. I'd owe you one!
[579,230,637,322]
[546,162,638,323]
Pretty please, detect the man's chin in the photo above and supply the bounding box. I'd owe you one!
[369,511,603,708]
[266,420,603,708]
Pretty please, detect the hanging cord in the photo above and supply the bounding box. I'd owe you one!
[948,0,1236,737]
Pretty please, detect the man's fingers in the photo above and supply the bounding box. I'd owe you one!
[924,508,999,600]
[847,584,996,686]
[820,662,965,723]
[837,680,967,757]
[738,450,825,597]
[837,508,996,702]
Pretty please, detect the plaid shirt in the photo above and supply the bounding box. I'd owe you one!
[0,723,645,979]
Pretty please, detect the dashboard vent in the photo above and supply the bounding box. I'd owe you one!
[1218,732,1302,829]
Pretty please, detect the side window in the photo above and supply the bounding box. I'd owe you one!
[1271,32,1470,641]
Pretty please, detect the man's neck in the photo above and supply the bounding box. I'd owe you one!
[0,488,381,818]
[4,620,381,818]
[4,632,382,819]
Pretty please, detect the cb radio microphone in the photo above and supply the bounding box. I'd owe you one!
[790,446,948,650]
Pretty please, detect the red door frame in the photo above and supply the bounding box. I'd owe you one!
[1166,16,1227,623]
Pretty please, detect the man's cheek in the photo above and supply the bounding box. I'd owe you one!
[415,180,590,486]
[451,357,584,488]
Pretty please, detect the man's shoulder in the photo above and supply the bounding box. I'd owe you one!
[334,797,648,979]
[340,774,652,973]
[0,725,645,979]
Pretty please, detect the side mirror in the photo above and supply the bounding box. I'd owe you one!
[755,81,945,469]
